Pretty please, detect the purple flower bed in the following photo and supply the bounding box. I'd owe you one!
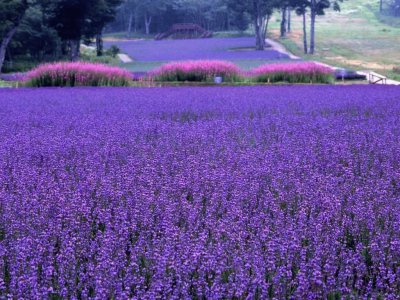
[1,86,400,298]
[106,37,290,61]
[0,73,26,82]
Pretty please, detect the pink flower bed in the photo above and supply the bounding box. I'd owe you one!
[150,60,242,82]
[251,61,333,75]
[26,62,132,87]
[250,62,334,83]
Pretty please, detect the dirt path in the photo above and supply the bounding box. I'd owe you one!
[265,38,300,60]
[118,53,133,63]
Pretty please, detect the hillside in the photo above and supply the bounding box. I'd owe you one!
[269,0,400,79]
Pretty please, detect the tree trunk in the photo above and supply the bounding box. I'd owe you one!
[254,18,265,50]
[96,33,103,57]
[287,8,292,33]
[280,7,287,37]
[127,12,133,37]
[226,11,231,31]
[70,40,80,61]
[380,0,383,12]
[144,14,152,35]
[302,12,308,54]
[0,25,20,73]
[309,11,316,54]
[263,16,270,41]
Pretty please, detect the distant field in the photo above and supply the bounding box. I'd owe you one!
[269,0,400,79]
[105,37,294,72]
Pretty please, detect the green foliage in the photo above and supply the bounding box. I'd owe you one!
[8,5,61,59]
[1,58,40,73]
[82,0,123,39]
[0,80,12,87]
[106,45,121,58]
[110,0,256,35]
[80,46,119,64]
[0,0,30,72]
[0,0,29,35]
[388,67,400,81]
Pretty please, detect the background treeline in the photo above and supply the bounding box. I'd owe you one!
[108,0,249,36]
[380,0,400,15]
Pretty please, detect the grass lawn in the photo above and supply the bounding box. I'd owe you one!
[268,0,400,78]
[0,80,12,88]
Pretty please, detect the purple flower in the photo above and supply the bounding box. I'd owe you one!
[0,85,399,298]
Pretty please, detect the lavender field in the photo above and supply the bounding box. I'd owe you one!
[107,37,290,62]
[1,86,400,299]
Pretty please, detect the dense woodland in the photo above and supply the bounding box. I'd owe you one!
[1,0,400,73]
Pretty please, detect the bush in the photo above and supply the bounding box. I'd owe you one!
[150,60,242,82]
[25,62,132,87]
[250,62,334,84]
[106,45,121,58]
[80,45,119,64]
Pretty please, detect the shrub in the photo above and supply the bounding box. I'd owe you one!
[106,45,121,58]
[25,62,132,87]
[250,62,334,84]
[150,60,242,82]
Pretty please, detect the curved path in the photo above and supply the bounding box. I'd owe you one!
[265,38,300,60]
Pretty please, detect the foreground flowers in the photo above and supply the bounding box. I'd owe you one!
[0,86,399,298]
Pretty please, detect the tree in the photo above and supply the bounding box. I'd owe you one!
[287,7,292,32]
[280,1,290,37]
[174,0,229,31]
[110,0,246,36]
[228,0,278,50]
[309,0,342,54]
[42,0,121,60]
[8,5,60,61]
[41,0,96,61]
[0,0,29,73]
[123,0,141,37]
[290,0,309,54]
[117,0,171,35]
[139,0,170,35]
[83,0,123,56]
[290,0,342,54]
